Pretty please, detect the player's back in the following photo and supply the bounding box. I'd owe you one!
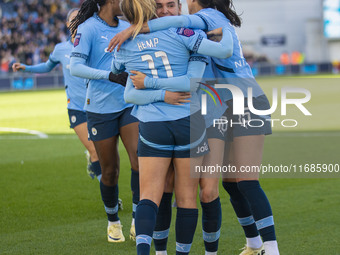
[118,28,192,78]
[116,28,203,122]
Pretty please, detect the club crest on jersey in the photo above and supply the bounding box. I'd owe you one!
[177,28,195,37]
[74,34,81,47]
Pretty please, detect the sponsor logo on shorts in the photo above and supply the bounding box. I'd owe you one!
[237,107,251,129]
[91,127,97,136]
[87,98,90,105]
[71,115,77,123]
[215,115,228,135]
[196,142,209,154]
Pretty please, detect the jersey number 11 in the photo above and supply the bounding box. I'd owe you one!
[141,51,174,79]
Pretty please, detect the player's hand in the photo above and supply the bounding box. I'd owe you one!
[109,72,128,86]
[108,25,135,52]
[206,27,223,42]
[12,63,25,72]
[130,70,146,89]
[164,91,191,105]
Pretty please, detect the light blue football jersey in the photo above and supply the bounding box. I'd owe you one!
[113,28,206,122]
[49,40,86,111]
[195,8,264,100]
[71,13,132,114]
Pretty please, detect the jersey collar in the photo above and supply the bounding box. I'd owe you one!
[94,12,119,27]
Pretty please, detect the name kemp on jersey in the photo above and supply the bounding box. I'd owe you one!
[137,38,159,51]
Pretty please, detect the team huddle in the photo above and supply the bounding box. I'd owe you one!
[13,0,280,255]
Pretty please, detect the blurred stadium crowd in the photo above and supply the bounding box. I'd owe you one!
[0,0,272,75]
[2,0,337,75]
[0,0,82,73]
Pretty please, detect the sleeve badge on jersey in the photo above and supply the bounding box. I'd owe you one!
[74,33,82,47]
[176,28,195,37]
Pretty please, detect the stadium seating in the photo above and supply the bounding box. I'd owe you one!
[0,0,80,73]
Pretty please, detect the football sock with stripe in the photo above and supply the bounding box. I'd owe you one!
[201,197,221,254]
[100,181,119,222]
[131,168,140,220]
[154,193,173,252]
[237,181,276,242]
[91,161,102,181]
[222,182,262,249]
[175,208,198,255]
[136,199,158,255]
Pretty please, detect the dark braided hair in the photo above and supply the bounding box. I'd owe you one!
[197,0,241,27]
[69,0,107,35]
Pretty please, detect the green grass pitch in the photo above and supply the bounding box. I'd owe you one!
[0,76,340,254]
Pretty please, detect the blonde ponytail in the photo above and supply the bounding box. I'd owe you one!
[120,0,156,38]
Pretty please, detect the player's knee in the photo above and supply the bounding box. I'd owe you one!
[176,199,197,209]
[199,186,219,203]
[176,195,197,208]
[101,168,119,186]
[101,175,119,186]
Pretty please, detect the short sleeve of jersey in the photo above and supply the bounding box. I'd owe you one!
[171,28,207,54]
[71,23,93,61]
[49,44,61,64]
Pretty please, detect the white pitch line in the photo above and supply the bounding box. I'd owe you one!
[0,135,78,140]
[0,127,48,139]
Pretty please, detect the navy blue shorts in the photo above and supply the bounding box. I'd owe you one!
[138,111,209,158]
[87,107,138,142]
[206,112,228,141]
[226,95,272,142]
[68,109,87,129]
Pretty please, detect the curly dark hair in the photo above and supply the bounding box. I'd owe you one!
[69,0,107,35]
